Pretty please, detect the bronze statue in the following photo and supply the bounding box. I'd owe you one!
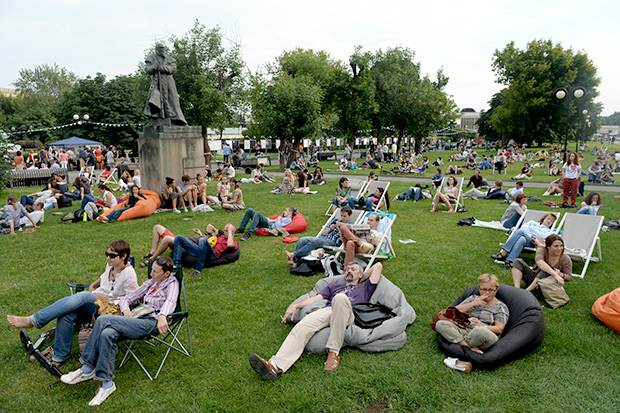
[144,43,187,126]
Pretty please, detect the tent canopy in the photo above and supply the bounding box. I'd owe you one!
[46,136,103,149]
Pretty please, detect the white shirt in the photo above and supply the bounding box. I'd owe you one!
[19,210,44,227]
[563,162,582,179]
[94,265,139,298]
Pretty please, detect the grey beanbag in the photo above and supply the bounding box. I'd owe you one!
[436,283,546,370]
[289,275,416,354]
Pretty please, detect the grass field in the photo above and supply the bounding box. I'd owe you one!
[1,146,619,412]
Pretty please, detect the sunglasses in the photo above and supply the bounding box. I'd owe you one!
[105,252,120,258]
[155,257,172,272]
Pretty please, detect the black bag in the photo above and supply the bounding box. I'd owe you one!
[290,260,324,277]
[61,208,85,223]
[578,181,585,197]
[457,217,476,226]
[351,302,396,329]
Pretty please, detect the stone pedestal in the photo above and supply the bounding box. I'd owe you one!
[138,125,205,192]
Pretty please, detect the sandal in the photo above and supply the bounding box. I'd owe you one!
[139,260,152,268]
[141,253,153,260]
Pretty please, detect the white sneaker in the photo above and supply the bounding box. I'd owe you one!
[60,368,95,384]
[183,207,188,212]
[88,383,116,406]
[173,208,181,214]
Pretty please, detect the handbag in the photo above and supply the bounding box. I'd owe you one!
[537,276,570,308]
[431,306,470,331]
[351,303,396,329]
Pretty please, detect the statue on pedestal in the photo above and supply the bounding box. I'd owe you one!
[144,43,187,126]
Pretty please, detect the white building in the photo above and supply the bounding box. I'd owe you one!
[457,108,480,131]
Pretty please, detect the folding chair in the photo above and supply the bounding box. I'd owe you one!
[78,167,97,186]
[317,208,364,237]
[324,178,369,215]
[333,211,397,271]
[500,209,562,253]
[363,180,391,213]
[434,176,464,211]
[492,157,507,175]
[96,167,118,185]
[554,213,604,278]
[118,264,192,380]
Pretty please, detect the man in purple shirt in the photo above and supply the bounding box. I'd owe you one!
[249,262,383,378]
[237,206,297,241]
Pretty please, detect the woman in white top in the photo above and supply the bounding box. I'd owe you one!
[132,170,141,189]
[7,240,138,365]
[561,152,581,207]
[431,176,459,213]
[577,192,602,215]
[97,184,118,208]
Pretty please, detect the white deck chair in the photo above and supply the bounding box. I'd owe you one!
[332,212,396,271]
[96,167,118,185]
[317,208,364,237]
[78,167,97,186]
[434,176,464,211]
[324,178,369,215]
[500,209,562,253]
[555,213,604,278]
[363,180,391,213]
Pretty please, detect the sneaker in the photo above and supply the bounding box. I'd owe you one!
[248,354,278,380]
[235,229,245,235]
[183,207,189,212]
[173,208,181,214]
[240,232,251,241]
[60,368,95,385]
[324,352,340,372]
[443,357,472,373]
[191,270,202,279]
[88,383,117,406]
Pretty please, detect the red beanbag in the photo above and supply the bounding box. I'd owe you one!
[592,287,620,334]
[254,213,307,236]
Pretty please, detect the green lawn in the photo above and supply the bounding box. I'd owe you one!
[1,148,620,412]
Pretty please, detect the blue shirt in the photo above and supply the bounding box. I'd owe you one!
[321,219,344,247]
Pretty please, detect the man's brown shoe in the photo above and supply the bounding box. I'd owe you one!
[323,351,340,372]
[249,353,278,380]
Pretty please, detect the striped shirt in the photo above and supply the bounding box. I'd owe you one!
[120,275,179,321]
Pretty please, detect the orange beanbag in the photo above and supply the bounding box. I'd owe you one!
[254,212,307,236]
[100,189,161,222]
[592,287,620,334]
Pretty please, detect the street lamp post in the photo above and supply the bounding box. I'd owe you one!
[576,109,589,152]
[554,87,586,161]
[72,112,90,138]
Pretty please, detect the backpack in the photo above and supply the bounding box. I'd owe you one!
[62,208,86,223]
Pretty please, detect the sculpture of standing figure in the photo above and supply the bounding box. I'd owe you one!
[144,43,187,126]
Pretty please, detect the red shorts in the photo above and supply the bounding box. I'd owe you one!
[160,228,175,251]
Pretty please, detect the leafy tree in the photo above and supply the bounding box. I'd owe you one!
[0,132,14,189]
[600,111,620,126]
[477,93,505,142]
[489,39,601,146]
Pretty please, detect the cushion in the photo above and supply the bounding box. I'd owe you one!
[287,275,416,354]
[180,247,240,269]
[99,189,161,222]
[254,212,307,236]
[592,287,620,334]
[436,283,546,370]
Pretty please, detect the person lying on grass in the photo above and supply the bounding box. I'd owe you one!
[7,240,138,366]
[60,256,176,407]
[249,262,383,379]
[1,194,37,234]
[436,273,508,373]
[284,206,353,267]
[236,207,297,241]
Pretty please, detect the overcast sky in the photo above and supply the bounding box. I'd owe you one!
[2,0,618,116]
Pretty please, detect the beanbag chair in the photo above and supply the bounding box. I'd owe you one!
[99,189,161,222]
[180,247,241,269]
[436,284,546,370]
[287,274,416,354]
[254,212,307,236]
[592,287,620,334]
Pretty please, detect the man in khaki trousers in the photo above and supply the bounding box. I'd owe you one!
[249,262,383,379]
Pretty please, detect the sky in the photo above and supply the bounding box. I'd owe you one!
[1,0,619,116]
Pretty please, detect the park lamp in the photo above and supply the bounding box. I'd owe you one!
[554,86,586,161]
[72,112,90,125]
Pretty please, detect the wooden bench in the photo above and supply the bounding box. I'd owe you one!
[318,151,336,161]
[239,155,271,168]
[9,167,69,188]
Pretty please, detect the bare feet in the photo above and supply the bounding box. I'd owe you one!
[7,315,33,328]
[100,216,109,223]
[430,208,436,213]
[284,250,295,260]
[393,195,399,202]
[470,346,483,354]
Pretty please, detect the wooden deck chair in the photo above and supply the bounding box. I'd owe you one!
[555,213,604,278]
[118,263,192,380]
[500,209,562,253]
[96,167,118,185]
[317,208,364,237]
[324,178,369,215]
[434,176,464,211]
[363,180,391,213]
[333,212,397,271]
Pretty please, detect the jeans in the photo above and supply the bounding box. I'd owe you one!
[20,195,35,206]
[30,291,99,362]
[588,172,601,182]
[81,194,97,209]
[503,229,535,262]
[173,235,216,272]
[577,206,597,215]
[106,207,129,223]
[502,212,521,230]
[80,314,158,381]
[64,191,81,200]
[331,197,358,209]
[293,236,337,264]
[398,186,422,201]
[239,208,270,234]
[365,197,379,211]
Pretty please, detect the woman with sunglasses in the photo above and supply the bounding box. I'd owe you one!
[60,256,178,406]
[7,240,138,366]
[436,274,509,366]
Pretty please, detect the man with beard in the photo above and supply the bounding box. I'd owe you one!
[248,262,382,378]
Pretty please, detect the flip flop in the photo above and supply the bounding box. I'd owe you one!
[139,260,151,268]
[141,253,153,259]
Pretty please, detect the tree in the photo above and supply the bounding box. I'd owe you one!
[600,111,620,126]
[477,93,505,142]
[489,39,601,146]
